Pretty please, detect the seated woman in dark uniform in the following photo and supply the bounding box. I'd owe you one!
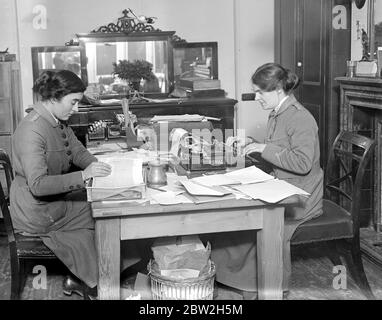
[210,63,323,298]
[10,70,112,298]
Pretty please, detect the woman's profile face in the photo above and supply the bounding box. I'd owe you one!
[52,93,83,120]
[252,84,280,110]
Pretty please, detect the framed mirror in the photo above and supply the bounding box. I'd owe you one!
[31,46,85,88]
[77,31,175,98]
[173,42,218,86]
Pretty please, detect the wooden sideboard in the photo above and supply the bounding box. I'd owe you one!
[68,96,238,146]
[336,77,382,231]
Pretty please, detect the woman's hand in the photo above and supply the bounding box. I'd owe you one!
[237,136,255,146]
[83,161,112,180]
[243,143,266,155]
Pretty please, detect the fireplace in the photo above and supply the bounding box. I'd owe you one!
[336,76,382,265]
[337,76,382,231]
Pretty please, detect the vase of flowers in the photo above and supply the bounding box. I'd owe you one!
[112,59,156,93]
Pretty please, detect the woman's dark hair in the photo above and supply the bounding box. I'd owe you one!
[251,63,300,94]
[33,70,86,101]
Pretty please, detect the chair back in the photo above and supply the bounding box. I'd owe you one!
[324,131,375,235]
[0,149,16,243]
[0,149,14,202]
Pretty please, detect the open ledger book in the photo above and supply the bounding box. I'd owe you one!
[92,156,144,188]
[87,156,145,201]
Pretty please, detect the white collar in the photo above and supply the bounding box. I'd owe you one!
[43,103,59,124]
[274,95,289,114]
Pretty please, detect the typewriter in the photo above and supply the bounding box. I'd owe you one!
[178,134,227,172]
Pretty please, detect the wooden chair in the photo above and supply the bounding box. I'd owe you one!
[291,131,376,299]
[0,149,56,299]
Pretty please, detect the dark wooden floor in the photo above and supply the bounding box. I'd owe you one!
[1,235,382,300]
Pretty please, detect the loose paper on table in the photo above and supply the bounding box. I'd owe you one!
[191,174,239,187]
[150,191,193,205]
[191,165,274,187]
[233,179,310,203]
[225,165,274,185]
[179,180,230,196]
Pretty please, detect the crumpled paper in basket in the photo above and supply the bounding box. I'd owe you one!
[151,235,211,279]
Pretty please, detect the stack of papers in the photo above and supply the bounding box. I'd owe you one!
[224,166,275,185]
[184,193,237,204]
[191,166,274,187]
[179,180,230,196]
[150,191,193,206]
[187,166,309,204]
[233,179,310,203]
[191,174,238,187]
[147,173,236,205]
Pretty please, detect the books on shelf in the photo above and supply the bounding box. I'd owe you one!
[179,78,221,91]
[193,73,210,79]
[193,65,211,75]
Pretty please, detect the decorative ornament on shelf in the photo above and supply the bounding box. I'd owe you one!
[0,48,16,62]
[91,8,160,34]
[0,48,8,62]
[65,9,186,46]
[355,28,379,77]
[112,59,157,101]
[86,8,186,44]
[361,28,370,61]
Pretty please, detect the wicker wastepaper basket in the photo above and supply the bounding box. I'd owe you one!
[147,260,216,300]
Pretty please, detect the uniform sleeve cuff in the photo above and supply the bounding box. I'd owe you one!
[262,144,284,166]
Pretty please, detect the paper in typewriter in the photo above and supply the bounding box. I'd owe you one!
[92,157,144,188]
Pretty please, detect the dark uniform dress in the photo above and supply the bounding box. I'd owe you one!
[210,94,323,291]
[10,103,99,288]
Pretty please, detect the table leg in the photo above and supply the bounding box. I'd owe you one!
[95,218,121,300]
[257,207,284,300]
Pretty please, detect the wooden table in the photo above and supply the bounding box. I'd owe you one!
[91,197,296,300]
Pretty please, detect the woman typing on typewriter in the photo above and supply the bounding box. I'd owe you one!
[210,63,323,298]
